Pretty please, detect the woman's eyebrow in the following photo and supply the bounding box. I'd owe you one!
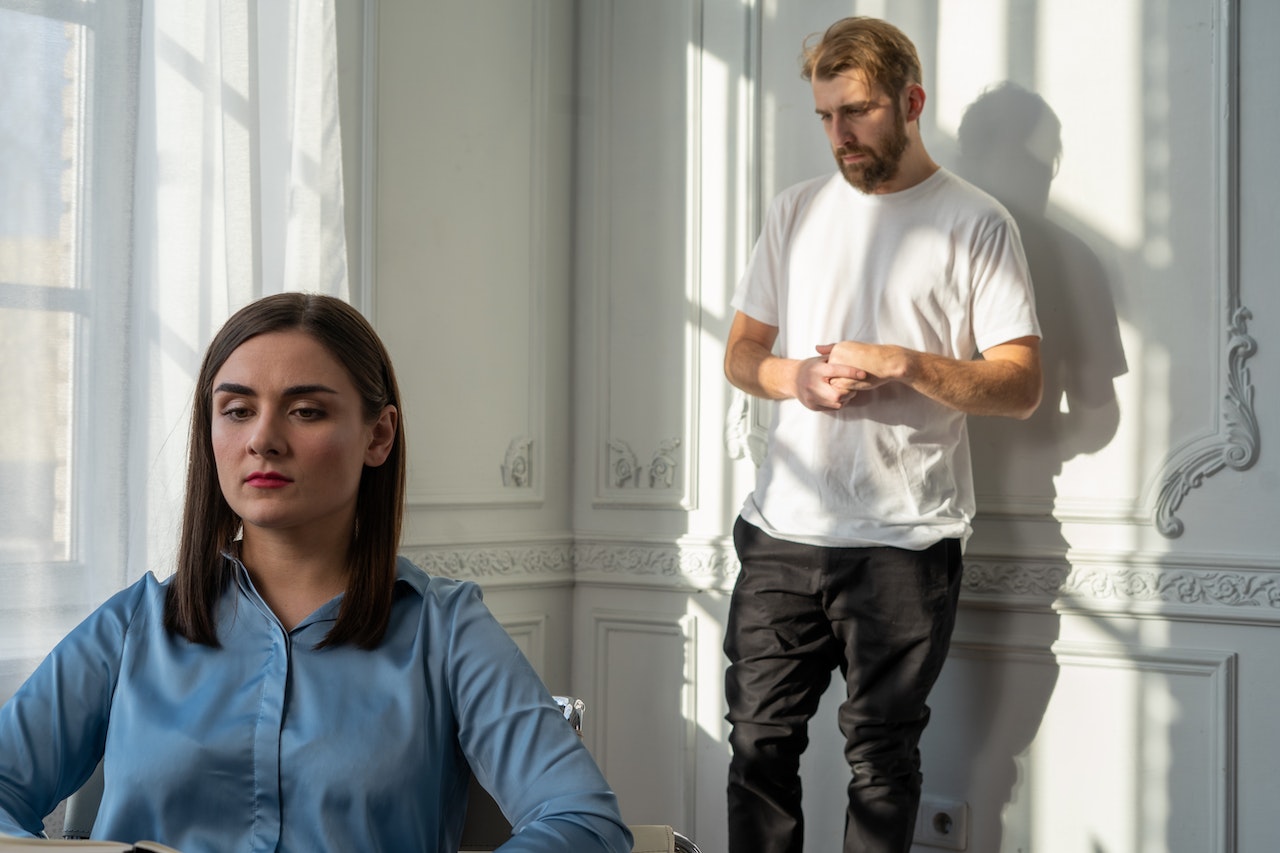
[213,382,339,396]
[281,384,339,396]
[213,382,254,396]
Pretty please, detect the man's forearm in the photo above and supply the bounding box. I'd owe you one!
[725,338,799,400]
[905,349,1042,418]
[825,337,1042,419]
[725,312,868,411]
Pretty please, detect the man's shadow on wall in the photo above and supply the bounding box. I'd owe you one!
[946,82,1129,850]
[961,83,1127,480]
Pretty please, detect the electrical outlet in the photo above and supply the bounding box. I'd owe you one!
[913,794,968,850]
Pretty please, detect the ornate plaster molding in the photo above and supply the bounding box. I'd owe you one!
[648,439,681,488]
[607,439,639,488]
[401,537,1280,623]
[573,538,737,588]
[606,438,683,490]
[961,560,1071,600]
[1153,0,1259,538]
[402,541,573,583]
[588,0,702,511]
[1154,306,1258,537]
[964,557,1280,620]
[501,436,534,488]
[724,388,767,467]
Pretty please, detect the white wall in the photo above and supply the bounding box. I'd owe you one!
[370,0,579,687]
[370,1,1280,850]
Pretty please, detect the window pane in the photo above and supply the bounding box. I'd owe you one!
[0,308,74,563]
[0,8,83,289]
[0,7,87,565]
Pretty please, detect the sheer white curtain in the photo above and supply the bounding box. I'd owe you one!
[0,0,349,691]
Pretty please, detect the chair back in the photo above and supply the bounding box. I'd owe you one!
[62,761,104,839]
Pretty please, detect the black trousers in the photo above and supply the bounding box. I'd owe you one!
[724,518,963,853]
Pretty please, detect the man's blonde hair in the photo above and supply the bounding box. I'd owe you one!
[801,17,922,98]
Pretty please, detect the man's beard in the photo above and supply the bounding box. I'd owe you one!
[835,108,909,193]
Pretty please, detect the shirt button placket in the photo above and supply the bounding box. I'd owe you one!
[252,627,290,851]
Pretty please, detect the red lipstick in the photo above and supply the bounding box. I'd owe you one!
[246,471,293,488]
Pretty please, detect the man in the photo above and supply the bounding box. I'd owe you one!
[723,17,1042,853]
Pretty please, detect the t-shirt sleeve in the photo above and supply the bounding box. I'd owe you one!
[730,192,792,327]
[970,213,1042,353]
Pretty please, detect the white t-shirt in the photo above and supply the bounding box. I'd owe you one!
[732,168,1040,549]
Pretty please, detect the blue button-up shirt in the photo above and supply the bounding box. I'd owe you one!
[0,557,631,852]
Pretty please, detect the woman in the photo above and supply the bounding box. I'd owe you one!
[0,293,632,852]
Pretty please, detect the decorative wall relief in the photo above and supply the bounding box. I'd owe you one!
[401,537,1280,624]
[607,438,682,490]
[607,439,640,487]
[724,388,767,467]
[963,556,1280,623]
[648,439,681,487]
[402,540,573,583]
[501,436,534,488]
[1151,0,1259,538]
[1154,306,1258,537]
[574,536,737,589]
[585,0,702,512]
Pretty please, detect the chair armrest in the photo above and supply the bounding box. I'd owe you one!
[628,824,675,853]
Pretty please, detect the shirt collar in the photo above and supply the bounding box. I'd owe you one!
[219,552,428,633]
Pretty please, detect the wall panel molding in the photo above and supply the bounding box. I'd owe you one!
[943,637,1236,853]
[407,535,1280,624]
[1152,0,1258,538]
[589,609,698,831]
[588,0,704,511]
[400,539,573,587]
[934,0,1258,538]
[398,0,553,509]
[964,552,1280,624]
[1052,641,1236,853]
[574,535,736,590]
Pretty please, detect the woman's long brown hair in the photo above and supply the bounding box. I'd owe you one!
[164,293,406,649]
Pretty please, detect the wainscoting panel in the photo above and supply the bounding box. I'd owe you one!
[376,0,573,508]
[580,0,704,510]
[581,604,698,830]
[795,627,1236,853]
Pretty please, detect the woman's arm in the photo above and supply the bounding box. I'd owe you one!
[0,582,141,837]
[446,585,633,853]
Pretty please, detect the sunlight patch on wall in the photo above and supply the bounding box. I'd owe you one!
[1038,0,1143,251]
[688,594,728,745]
[701,52,732,316]
[1140,672,1175,853]
[934,0,1008,140]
